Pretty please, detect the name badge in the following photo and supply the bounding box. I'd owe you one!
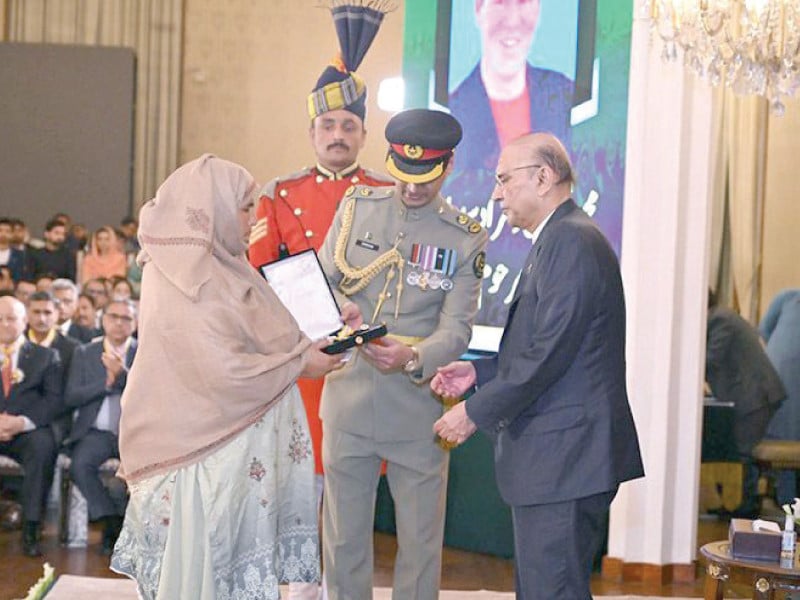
[356,239,379,251]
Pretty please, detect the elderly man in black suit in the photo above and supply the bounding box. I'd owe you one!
[0,295,63,556]
[65,298,137,554]
[432,133,644,599]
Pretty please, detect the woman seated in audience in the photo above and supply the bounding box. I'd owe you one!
[80,226,128,285]
[110,154,345,599]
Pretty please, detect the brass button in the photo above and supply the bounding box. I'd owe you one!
[279,189,288,198]
[316,175,324,184]
[294,208,302,216]
[351,176,360,183]
[305,230,314,238]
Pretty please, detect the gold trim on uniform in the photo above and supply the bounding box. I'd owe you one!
[385,155,444,184]
[345,185,356,197]
[360,188,372,197]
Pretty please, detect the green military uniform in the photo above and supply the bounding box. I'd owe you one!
[318,181,488,599]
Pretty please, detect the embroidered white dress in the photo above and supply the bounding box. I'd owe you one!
[111,386,319,600]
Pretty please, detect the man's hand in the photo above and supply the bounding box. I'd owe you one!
[301,339,348,379]
[102,351,125,388]
[430,361,476,398]
[433,402,477,446]
[360,336,415,373]
[0,413,25,442]
[340,301,364,331]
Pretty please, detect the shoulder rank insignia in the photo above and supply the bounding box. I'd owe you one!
[351,184,394,201]
[444,208,483,235]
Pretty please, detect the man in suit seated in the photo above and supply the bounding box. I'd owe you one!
[52,279,95,343]
[27,291,80,445]
[706,289,786,516]
[0,295,63,556]
[65,298,137,554]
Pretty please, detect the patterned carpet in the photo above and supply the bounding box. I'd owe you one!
[44,576,699,600]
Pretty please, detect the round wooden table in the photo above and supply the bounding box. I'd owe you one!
[700,540,800,599]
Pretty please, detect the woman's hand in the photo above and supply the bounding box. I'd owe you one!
[300,339,347,379]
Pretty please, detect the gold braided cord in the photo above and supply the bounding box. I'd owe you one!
[333,196,406,320]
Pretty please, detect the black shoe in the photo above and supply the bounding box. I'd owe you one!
[22,521,42,557]
[100,515,123,556]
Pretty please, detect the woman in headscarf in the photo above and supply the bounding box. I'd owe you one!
[110,154,344,600]
[79,226,128,285]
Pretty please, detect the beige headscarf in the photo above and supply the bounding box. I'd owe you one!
[80,226,128,284]
[118,154,312,483]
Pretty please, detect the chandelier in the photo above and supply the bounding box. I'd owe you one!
[643,0,800,115]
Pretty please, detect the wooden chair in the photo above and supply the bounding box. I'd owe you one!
[751,440,800,509]
[57,455,122,546]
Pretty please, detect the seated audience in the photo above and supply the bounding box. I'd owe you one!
[80,227,128,285]
[0,267,14,293]
[76,292,100,332]
[66,223,89,255]
[0,296,63,556]
[14,280,36,305]
[27,291,80,443]
[706,289,786,516]
[24,218,76,281]
[10,218,39,250]
[34,273,55,293]
[119,217,140,255]
[0,218,25,282]
[760,288,800,505]
[65,299,137,555]
[83,278,109,311]
[52,279,95,343]
[109,276,134,301]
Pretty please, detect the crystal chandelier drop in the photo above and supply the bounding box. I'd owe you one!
[643,0,800,115]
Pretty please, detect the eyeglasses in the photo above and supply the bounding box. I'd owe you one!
[494,164,542,188]
[104,313,134,323]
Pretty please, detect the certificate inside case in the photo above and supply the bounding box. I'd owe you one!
[258,249,387,354]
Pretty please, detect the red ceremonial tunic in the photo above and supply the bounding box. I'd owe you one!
[249,162,393,474]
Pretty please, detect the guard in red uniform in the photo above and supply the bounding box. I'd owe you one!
[248,4,392,598]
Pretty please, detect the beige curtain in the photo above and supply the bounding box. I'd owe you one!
[6,0,182,208]
[708,88,769,322]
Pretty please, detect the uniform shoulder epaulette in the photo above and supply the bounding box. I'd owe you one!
[361,167,395,185]
[259,167,314,199]
[344,183,394,201]
[439,203,484,235]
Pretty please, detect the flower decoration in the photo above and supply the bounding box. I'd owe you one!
[11,368,24,385]
[781,497,800,525]
[20,562,55,600]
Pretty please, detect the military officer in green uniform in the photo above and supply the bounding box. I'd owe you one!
[317,109,488,600]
